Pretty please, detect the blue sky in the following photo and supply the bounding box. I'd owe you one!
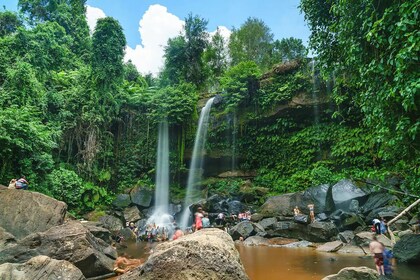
[1,0,310,74]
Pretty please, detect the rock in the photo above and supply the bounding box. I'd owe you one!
[112,194,131,208]
[348,200,360,213]
[398,229,413,238]
[0,189,67,239]
[394,234,420,264]
[267,237,299,246]
[332,180,369,211]
[82,222,113,244]
[259,193,302,217]
[123,206,142,223]
[227,200,246,215]
[294,214,309,224]
[0,227,16,250]
[98,215,124,233]
[361,192,396,214]
[353,232,375,247]
[322,266,378,280]
[263,220,338,242]
[301,184,334,214]
[130,187,153,208]
[258,217,277,230]
[282,240,312,248]
[243,236,270,246]
[120,228,249,280]
[316,241,343,252]
[338,231,355,243]
[365,206,400,223]
[82,209,106,221]
[337,245,367,255]
[118,227,137,242]
[316,213,329,221]
[0,255,85,280]
[0,221,117,278]
[229,221,265,240]
[250,213,264,222]
[393,219,410,231]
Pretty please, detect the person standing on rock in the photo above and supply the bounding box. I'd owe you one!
[307,204,315,223]
[369,236,385,276]
[194,207,204,231]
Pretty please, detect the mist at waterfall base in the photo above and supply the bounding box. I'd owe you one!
[145,121,174,233]
[179,97,215,229]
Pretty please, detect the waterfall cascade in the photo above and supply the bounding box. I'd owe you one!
[179,97,215,229]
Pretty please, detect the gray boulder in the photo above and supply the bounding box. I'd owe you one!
[258,217,277,230]
[0,227,16,251]
[0,221,117,278]
[361,192,396,214]
[322,266,378,280]
[120,228,249,280]
[81,221,113,244]
[0,255,85,280]
[259,193,302,217]
[338,230,355,244]
[130,187,153,208]
[394,234,420,264]
[98,215,124,233]
[229,221,265,240]
[0,189,66,239]
[332,180,369,211]
[112,194,131,208]
[301,184,334,214]
[123,206,142,223]
[243,236,270,246]
[316,241,343,252]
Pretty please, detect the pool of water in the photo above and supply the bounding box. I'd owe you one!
[236,244,420,280]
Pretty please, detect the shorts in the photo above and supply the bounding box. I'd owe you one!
[374,253,384,266]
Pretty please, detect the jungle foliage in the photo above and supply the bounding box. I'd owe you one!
[0,1,418,214]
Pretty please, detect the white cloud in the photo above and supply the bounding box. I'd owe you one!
[86,5,106,34]
[209,26,232,43]
[125,5,184,76]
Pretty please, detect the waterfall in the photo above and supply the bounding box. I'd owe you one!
[148,120,173,227]
[179,97,215,229]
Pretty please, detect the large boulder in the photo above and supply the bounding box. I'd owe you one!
[259,193,302,217]
[263,220,338,242]
[316,241,343,252]
[229,221,265,240]
[243,236,270,246]
[332,180,369,211]
[0,255,85,280]
[0,227,16,251]
[112,194,131,208]
[361,192,397,214]
[322,266,378,280]
[130,187,153,208]
[301,184,335,214]
[394,234,420,264]
[120,228,249,280]
[0,189,67,239]
[81,221,113,244]
[98,215,124,233]
[123,206,142,223]
[0,221,117,278]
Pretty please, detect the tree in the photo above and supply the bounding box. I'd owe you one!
[0,11,22,37]
[92,17,126,87]
[271,37,307,63]
[161,36,187,86]
[229,17,274,70]
[204,27,228,87]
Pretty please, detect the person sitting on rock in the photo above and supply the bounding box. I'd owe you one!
[15,176,29,190]
[216,212,225,226]
[8,179,16,189]
[172,227,184,240]
[244,210,252,221]
[202,213,210,228]
[294,206,301,216]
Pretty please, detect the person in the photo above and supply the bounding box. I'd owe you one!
[202,213,210,228]
[230,213,237,222]
[8,179,16,189]
[15,176,29,190]
[216,212,225,226]
[172,227,184,240]
[372,218,381,234]
[383,248,394,276]
[294,206,301,216]
[245,210,252,220]
[380,218,387,235]
[307,204,315,223]
[113,254,143,275]
[369,236,385,275]
[194,207,204,231]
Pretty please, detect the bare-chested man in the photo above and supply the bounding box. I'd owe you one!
[369,236,385,275]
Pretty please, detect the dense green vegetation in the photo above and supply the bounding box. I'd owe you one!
[0,0,418,214]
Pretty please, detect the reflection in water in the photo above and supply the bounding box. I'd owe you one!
[237,245,420,280]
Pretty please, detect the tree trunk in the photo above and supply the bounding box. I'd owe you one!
[387,198,420,244]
